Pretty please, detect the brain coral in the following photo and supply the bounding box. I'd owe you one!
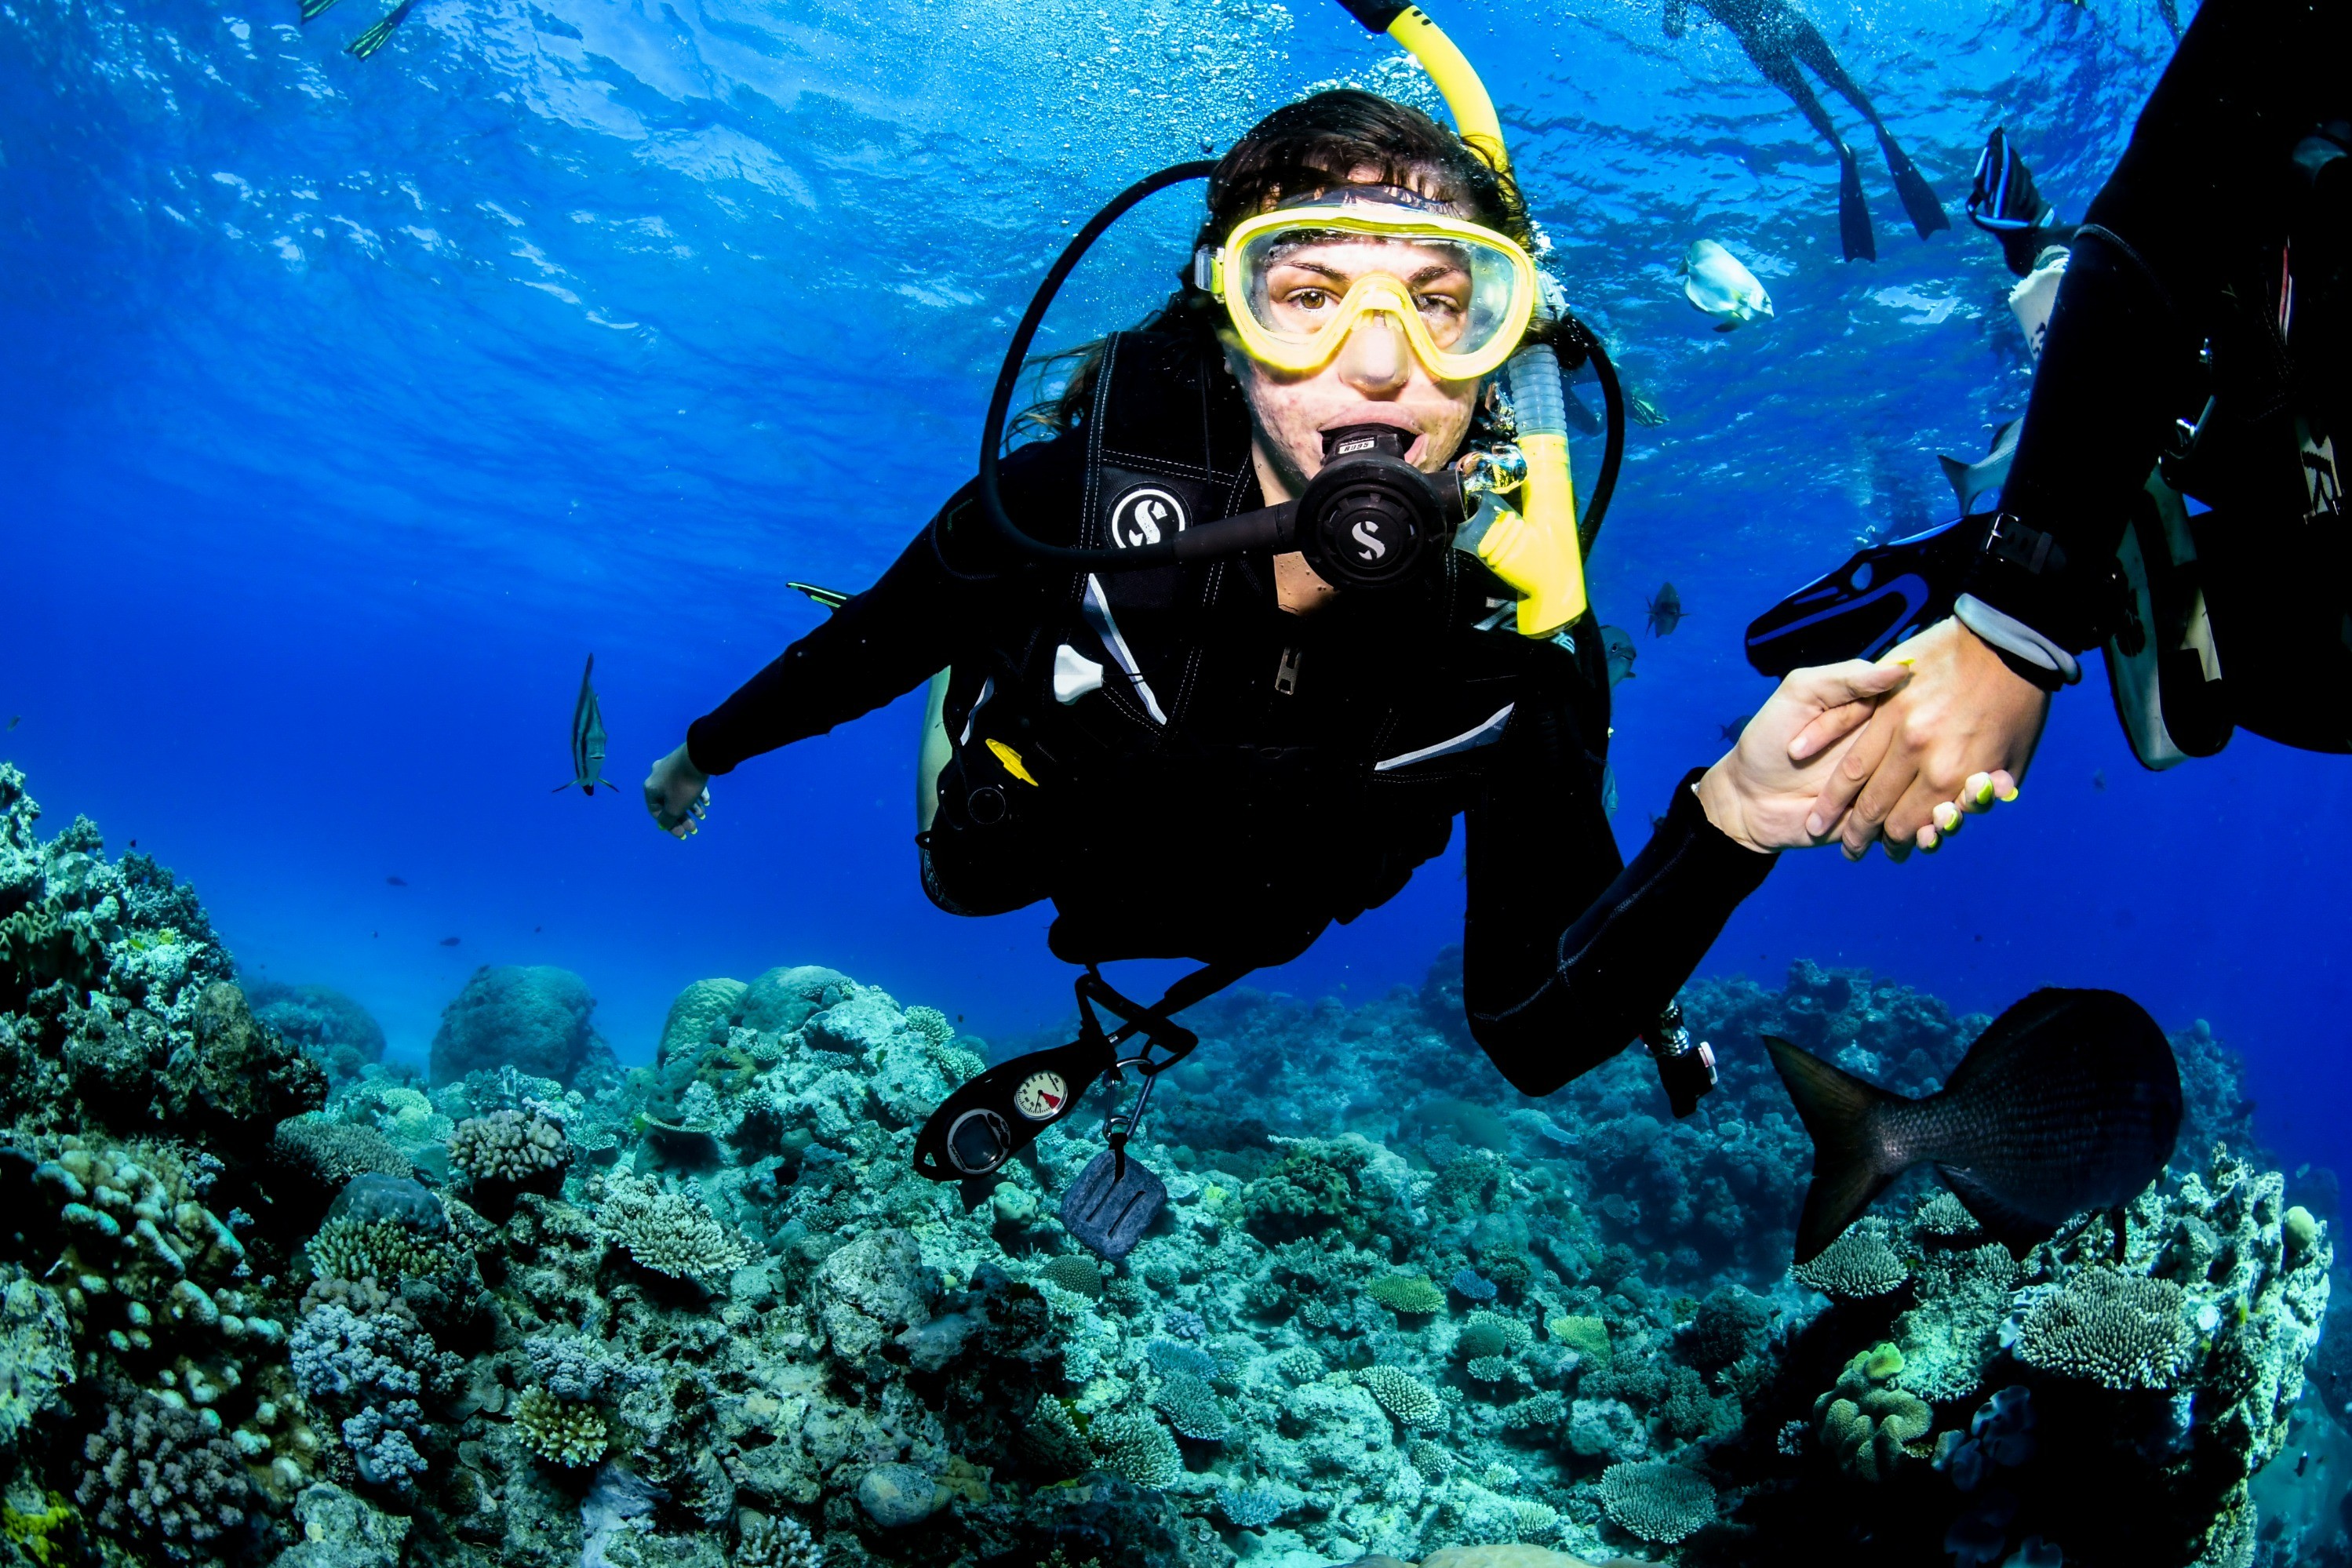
[1793,1218,1910,1299]
[1363,1366,1444,1428]
[1598,1460,1716,1544]
[2013,1267,2201,1390]
[1037,1253,1102,1299]
[1814,1344,1934,1480]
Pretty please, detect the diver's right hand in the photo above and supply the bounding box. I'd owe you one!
[645,744,711,840]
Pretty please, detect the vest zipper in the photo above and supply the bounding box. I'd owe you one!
[1274,646,1303,696]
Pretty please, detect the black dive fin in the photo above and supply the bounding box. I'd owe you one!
[788,581,852,613]
[1839,151,1877,262]
[1764,1035,1904,1262]
[299,0,342,20]
[345,0,414,59]
[1883,139,1951,237]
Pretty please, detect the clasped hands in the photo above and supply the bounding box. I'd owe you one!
[1697,616,2051,858]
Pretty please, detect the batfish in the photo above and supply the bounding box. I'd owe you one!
[1644,582,1684,637]
[1679,239,1774,332]
[555,653,616,795]
[1938,417,2023,516]
[1769,988,2182,1264]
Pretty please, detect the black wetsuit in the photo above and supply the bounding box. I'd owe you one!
[686,364,1773,1097]
[1966,0,2352,745]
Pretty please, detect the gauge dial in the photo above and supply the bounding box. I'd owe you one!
[1013,1070,1069,1122]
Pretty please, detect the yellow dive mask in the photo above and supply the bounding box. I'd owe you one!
[1192,195,1540,382]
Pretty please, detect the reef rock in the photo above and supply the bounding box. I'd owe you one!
[428,964,616,1089]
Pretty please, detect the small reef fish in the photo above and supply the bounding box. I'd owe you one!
[555,653,616,796]
[439,936,461,947]
[5,716,16,731]
[1719,715,1749,744]
[1600,625,1638,688]
[386,875,408,886]
[1768,987,2182,1264]
[1939,417,2023,516]
[1679,238,1774,332]
[1645,582,1684,637]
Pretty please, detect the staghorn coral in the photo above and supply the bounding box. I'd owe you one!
[2013,1266,2201,1391]
[305,1215,466,1290]
[1151,1368,1229,1440]
[1087,1410,1182,1488]
[737,1511,824,1568]
[446,1108,570,1187]
[594,1171,750,1284]
[1362,1366,1444,1428]
[77,1394,254,1563]
[1793,1216,1910,1299]
[1597,1460,1715,1544]
[512,1387,609,1468]
[1364,1273,1445,1315]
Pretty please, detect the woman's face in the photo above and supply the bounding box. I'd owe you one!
[1222,186,1486,504]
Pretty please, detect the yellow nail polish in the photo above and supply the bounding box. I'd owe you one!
[1974,782,1994,806]
[1894,657,1917,668]
[1997,783,2019,802]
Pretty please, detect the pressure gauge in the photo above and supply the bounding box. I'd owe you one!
[1013,1070,1069,1122]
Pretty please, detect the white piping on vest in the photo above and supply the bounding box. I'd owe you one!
[1082,574,1167,725]
[1373,703,1515,773]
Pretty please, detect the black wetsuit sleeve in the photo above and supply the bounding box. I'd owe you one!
[684,437,1080,775]
[1963,0,2351,651]
[1466,757,1775,1098]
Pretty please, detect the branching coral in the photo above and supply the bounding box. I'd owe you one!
[1087,1410,1182,1487]
[1151,1369,1229,1440]
[1597,1460,1716,1544]
[1793,1217,1910,1299]
[594,1172,749,1283]
[2013,1267,2201,1391]
[1362,1366,1444,1428]
[1455,1310,1533,1360]
[513,1387,610,1468]
[271,1115,411,1187]
[1364,1273,1445,1315]
[77,1394,253,1562]
[737,1512,824,1568]
[446,1108,570,1187]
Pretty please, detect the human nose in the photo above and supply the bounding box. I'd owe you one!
[1335,310,1411,397]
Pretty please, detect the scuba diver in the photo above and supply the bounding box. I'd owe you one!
[1746,0,2350,856]
[1665,0,1950,261]
[643,0,1998,1253]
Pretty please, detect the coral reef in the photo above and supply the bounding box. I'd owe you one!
[0,769,2330,1568]
[428,964,616,1089]
[244,980,386,1087]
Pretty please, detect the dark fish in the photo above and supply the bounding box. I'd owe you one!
[439,936,461,947]
[127,839,137,849]
[1645,582,1684,637]
[1768,988,2182,1264]
[386,875,408,886]
[1600,625,1638,689]
[1719,715,1749,744]
[2092,769,2107,792]
[5,716,16,731]
[554,653,616,796]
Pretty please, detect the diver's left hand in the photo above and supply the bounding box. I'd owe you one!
[1696,660,1912,853]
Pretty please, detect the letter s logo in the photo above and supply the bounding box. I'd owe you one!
[1352,518,1387,562]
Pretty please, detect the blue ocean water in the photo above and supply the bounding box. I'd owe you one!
[5,0,2343,1180]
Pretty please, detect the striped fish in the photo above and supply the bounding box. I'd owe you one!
[554,654,615,795]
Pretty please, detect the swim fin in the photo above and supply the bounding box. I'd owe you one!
[298,0,341,20]
[345,0,413,58]
[1839,150,1876,262]
[1883,137,1951,238]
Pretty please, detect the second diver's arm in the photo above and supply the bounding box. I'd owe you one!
[683,443,1076,776]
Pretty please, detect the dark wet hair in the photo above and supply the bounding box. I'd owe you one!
[1018,89,1538,439]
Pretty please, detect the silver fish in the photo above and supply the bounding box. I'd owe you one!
[1938,417,2023,516]
[555,653,615,795]
[1601,625,1638,688]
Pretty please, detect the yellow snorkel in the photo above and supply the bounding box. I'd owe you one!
[1336,0,1591,636]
